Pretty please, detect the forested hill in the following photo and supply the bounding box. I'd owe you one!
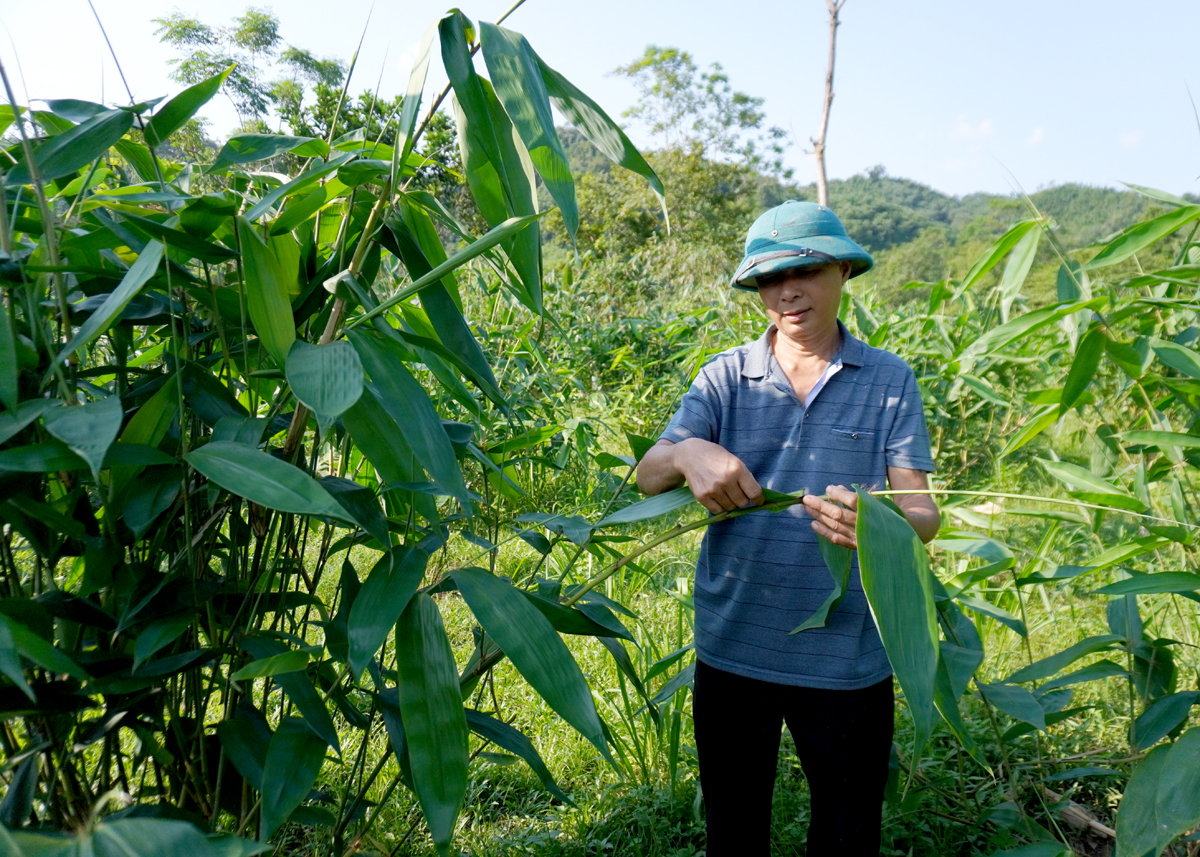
[553,125,1185,307]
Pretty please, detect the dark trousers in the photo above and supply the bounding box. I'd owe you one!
[693,658,895,856]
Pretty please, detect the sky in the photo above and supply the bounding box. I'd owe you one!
[2,0,1198,198]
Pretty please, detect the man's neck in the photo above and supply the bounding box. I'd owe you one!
[769,323,842,375]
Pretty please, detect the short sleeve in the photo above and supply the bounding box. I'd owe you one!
[659,365,722,445]
[885,367,936,472]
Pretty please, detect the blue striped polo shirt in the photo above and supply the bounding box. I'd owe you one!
[660,321,935,689]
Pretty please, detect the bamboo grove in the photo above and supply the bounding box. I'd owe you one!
[2,6,1200,857]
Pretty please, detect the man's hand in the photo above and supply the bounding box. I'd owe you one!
[803,485,859,548]
[637,438,764,514]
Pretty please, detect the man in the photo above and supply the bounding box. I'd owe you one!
[636,200,939,856]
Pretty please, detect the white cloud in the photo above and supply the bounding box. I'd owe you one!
[1118,131,1144,149]
[952,116,996,141]
[1026,126,1044,146]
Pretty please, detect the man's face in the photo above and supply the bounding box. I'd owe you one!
[756,262,850,342]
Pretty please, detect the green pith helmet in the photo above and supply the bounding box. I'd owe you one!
[731,200,874,290]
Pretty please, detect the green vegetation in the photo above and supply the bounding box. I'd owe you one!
[2,6,1200,857]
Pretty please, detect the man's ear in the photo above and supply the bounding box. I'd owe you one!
[840,261,852,283]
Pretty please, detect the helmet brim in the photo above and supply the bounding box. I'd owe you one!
[731,235,874,291]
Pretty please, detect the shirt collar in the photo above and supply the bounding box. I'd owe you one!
[741,319,865,379]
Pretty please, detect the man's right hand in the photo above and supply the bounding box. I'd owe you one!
[636,438,764,515]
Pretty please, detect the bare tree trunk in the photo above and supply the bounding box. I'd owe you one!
[810,0,844,206]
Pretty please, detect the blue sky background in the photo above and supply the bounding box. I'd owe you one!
[3,0,1198,197]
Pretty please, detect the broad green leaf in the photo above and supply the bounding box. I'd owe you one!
[145,66,233,147]
[978,682,1046,730]
[961,298,1105,362]
[241,636,340,754]
[534,52,666,218]
[1086,536,1172,572]
[1060,326,1106,415]
[185,441,351,521]
[350,331,468,503]
[1035,659,1127,694]
[236,216,294,367]
[1036,458,1144,510]
[350,212,544,328]
[395,21,436,165]
[956,594,1028,637]
[110,373,178,498]
[1154,728,1200,854]
[649,660,695,706]
[998,226,1040,322]
[997,404,1058,459]
[340,385,439,524]
[53,241,164,373]
[596,486,697,526]
[0,441,82,473]
[1116,743,1171,857]
[790,537,851,633]
[0,621,35,701]
[1151,338,1200,380]
[480,23,578,239]
[1093,572,1200,596]
[0,614,86,680]
[1041,766,1120,782]
[122,466,182,538]
[395,593,469,857]
[452,567,611,761]
[348,546,427,679]
[6,108,133,185]
[7,817,242,857]
[0,303,16,411]
[1085,206,1200,270]
[464,708,570,804]
[42,395,122,482]
[209,133,330,174]
[319,477,389,548]
[1004,635,1123,684]
[132,611,193,670]
[260,717,327,841]
[935,532,1016,587]
[856,489,939,759]
[119,212,239,262]
[1123,182,1192,207]
[386,201,502,397]
[242,152,353,222]
[957,219,1039,297]
[230,650,309,681]
[1118,430,1200,449]
[1133,691,1200,751]
[41,99,107,122]
[285,340,364,421]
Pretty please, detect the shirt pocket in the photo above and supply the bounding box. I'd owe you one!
[828,426,878,450]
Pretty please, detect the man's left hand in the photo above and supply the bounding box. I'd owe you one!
[802,485,858,549]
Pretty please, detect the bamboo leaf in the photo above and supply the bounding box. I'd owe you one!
[395,593,469,857]
[236,216,295,367]
[790,537,851,633]
[6,108,133,185]
[452,567,611,762]
[260,717,328,841]
[185,441,352,521]
[961,298,1105,363]
[210,133,329,174]
[1153,727,1200,854]
[285,340,364,421]
[349,330,469,506]
[42,394,122,482]
[978,682,1046,730]
[596,486,697,527]
[464,708,571,804]
[480,23,578,238]
[1092,572,1200,596]
[145,66,233,147]
[1118,430,1200,450]
[1036,458,1144,510]
[855,489,939,759]
[1085,206,1200,270]
[230,650,309,681]
[1151,338,1200,380]
[956,594,1028,637]
[957,219,1039,297]
[1133,691,1200,752]
[0,614,86,681]
[1060,326,1106,415]
[998,226,1040,322]
[53,241,164,373]
[348,546,427,679]
[1116,743,1171,857]
[1004,635,1124,684]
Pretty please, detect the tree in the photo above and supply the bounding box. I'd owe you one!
[615,46,790,178]
[807,0,845,206]
[154,6,345,130]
